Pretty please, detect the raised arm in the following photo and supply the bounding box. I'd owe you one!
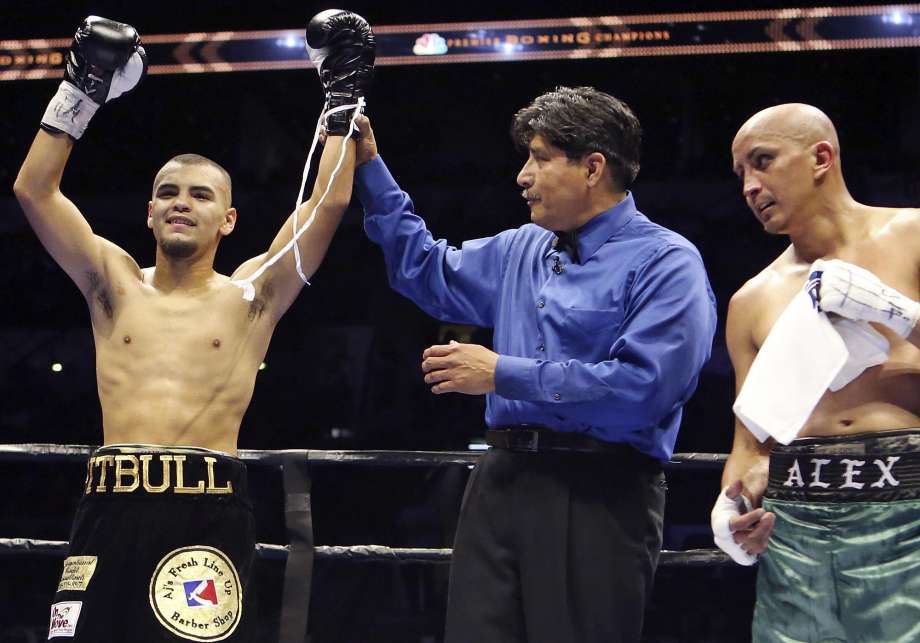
[353,118,510,327]
[233,134,357,316]
[13,17,146,296]
[231,10,374,318]
[15,131,100,293]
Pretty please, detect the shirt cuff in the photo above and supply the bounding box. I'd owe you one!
[495,355,541,401]
[355,155,393,206]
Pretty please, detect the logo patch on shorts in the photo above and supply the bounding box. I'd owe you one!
[49,601,82,638]
[184,579,219,607]
[57,556,98,592]
[149,546,242,641]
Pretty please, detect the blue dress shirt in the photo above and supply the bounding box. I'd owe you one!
[356,156,717,460]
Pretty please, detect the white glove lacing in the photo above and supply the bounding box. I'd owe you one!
[230,98,364,301]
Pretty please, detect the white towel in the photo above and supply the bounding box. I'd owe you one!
[733,275,890,444]
[828,318,889,392]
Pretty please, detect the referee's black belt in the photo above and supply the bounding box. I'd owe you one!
[486,427,659,466]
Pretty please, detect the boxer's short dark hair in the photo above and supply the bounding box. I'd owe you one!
[154,154,233,205]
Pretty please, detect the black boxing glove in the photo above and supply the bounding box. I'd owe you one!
[306,9,375,135]
[41,16,147,139]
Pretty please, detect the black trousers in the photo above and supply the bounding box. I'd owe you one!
[444,447,665,643]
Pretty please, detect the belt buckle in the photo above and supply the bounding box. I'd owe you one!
[518,429,540,453]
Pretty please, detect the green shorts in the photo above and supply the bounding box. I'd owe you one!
[752,429,920,643]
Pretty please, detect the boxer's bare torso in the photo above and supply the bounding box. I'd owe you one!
[15,131,355,456]
[717,103,920,553]
[730,206,920,440]
[91,257,277,454]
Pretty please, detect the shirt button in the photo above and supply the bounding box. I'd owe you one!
[536,300,545,309]
[537,344,544,352]
[553,393,561,401]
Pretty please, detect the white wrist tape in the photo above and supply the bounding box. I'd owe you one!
[41,81,100,140]
[711,486,759,566]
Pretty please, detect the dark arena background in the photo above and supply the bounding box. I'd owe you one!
[1,1,918,641]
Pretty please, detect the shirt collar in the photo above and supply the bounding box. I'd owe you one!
[542,192,638,263]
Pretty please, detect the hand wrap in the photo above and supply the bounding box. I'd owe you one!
[711,486,759,566]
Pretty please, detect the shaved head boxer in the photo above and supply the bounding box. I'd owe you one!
[715,103,920,642]
[14,12,373,642]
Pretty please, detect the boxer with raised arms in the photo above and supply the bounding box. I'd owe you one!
[14,11,373,641]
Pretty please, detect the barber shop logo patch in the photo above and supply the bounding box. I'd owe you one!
[149,546,242,641]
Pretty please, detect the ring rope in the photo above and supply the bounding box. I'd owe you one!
[0,440,737,606]
[0,443,727,469]
[0,538,738,567]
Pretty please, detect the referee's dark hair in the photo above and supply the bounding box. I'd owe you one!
[511,86,642,191]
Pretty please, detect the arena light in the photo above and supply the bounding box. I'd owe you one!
[276,35,303,48]
[883,10,914,24]
[1,4,919,81]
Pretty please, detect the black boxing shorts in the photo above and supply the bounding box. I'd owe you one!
[48,445,255,642]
